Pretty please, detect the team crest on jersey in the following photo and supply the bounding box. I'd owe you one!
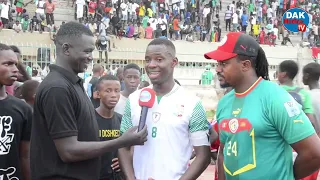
[173,104,185,117]
[228,118,239,133]
[152,112,161,123]
[220,118,252,134]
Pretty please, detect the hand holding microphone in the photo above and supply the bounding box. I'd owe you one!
[120,88,156,146]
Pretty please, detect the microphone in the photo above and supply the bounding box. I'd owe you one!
[138,88,156,132]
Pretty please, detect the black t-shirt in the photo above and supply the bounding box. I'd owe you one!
[96,111,122,180]
[31,64,100,180]
[89,76,100,108]
[0,95,32,180]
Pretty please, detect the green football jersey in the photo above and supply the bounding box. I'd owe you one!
[216,77,315,180]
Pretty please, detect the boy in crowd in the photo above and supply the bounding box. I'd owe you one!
[114,63,141,115]
[0,43,32,179]
[277,60,317,130]
[95,75,123,180]
[20,80,40,108]
[303,63,320,132]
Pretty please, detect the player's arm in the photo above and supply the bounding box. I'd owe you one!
[20,105,32,180]
[180,101,211,180]
[118,99,136,180]
[44,87,143,163]
[217,143,225,180]
[270,92,320,179]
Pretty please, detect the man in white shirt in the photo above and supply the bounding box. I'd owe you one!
[131,2,139,21]
[229,1,235,13]
[272,1,278,18]
[118,38,211,180]
[0,1,10,28]
[267,6,273,19]
[120,1,128,23]
[148,15,158,31]
[232,11,239,31]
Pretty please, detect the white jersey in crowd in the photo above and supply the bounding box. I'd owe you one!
[120,83,210,180]
[114,93,128,115]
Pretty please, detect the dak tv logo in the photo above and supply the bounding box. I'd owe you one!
[282,8,310,32]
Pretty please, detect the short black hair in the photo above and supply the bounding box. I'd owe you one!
[21,80,40,101]
[0,43,12,52]
[147,38,176,57]
[0,43,14,57]
[303,62,320,81]
[96,74,119,91]
[124,63,141,74]
[9,45,21,54]
[55,22,94,44]
[279,60,298,80]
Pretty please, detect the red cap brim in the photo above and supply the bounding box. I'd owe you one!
[204,49,237,61]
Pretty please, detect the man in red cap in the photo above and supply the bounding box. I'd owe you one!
[204,32,320,180]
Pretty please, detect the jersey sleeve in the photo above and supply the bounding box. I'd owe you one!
[120,99,133,135]
[270,90,315,144]
[189,101,210,146]
[41,87,78,139]
[301,89,314,114]
[216,100,227,145]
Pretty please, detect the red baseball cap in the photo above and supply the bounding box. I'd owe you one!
[204,32,260,61]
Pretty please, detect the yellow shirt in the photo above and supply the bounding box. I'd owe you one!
[252,24,260,35]
[139,6,145,16]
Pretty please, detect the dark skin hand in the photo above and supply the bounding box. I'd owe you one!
[111,158,120,172]
[53,126,147,163]
[292,133,320,179]
[217,144,225,180]
[17,62,31,82]
[179,146,211,180]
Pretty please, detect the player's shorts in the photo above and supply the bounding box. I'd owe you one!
[16,7,23,13]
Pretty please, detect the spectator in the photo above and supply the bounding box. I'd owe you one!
[145,22,153,39]
[15,0,24,20]
[44,0,55,26]
[88,0,97,18]
[88,19,97,35]
[173,15,180,40]
[137,22,145,39]
[21,15,30,32]
[0,1,10,29]
[36,0,45,20]
[13,20,22,33]
[76,0,86,23]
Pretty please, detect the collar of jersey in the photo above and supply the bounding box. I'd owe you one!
[235,77,263,98]
[149,83,180,97]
